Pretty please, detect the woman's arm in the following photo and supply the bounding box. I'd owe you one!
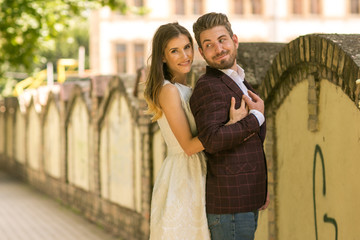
[159,84,203,156]
[159,84,247,156]
[190,80,261,154]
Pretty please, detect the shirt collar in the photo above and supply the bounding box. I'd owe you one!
[220,64,246,82]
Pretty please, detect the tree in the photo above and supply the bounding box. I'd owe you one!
[36,20,90,72]
[0,0,146,96]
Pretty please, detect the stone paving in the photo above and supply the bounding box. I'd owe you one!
[0,171,121,240]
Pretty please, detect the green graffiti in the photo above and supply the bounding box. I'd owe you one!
[313,144,338,240]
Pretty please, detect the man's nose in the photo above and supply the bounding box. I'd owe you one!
[213,42,222,54]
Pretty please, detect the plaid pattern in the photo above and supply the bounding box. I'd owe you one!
[190,66,267,214]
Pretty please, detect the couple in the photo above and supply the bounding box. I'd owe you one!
[144,12,269,240]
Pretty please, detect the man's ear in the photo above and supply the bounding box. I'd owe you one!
[232,34,239,49]
[198,47,204,58]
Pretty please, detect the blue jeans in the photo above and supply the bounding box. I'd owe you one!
[207,211,259,240]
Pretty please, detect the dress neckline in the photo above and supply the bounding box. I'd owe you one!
[164,79,191,89]
[174,81,191,89]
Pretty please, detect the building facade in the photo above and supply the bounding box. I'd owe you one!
[89,0,360,74]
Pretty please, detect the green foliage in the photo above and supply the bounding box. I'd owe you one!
[36,21,90,71]
[100,0,128,12]
[0,0,92,73]
[0,0,145,96]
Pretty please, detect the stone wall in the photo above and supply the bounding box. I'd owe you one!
[258,34,360,240]
[1,34,360,240]
[0,75,161,240]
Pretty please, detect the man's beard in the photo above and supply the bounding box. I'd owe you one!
[205,49,237,70]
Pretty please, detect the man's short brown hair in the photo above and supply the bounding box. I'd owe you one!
[193,12,234,49]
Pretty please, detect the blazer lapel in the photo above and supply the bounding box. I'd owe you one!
[221,74,245,98]
[243,79,256,94]
[205,66,254,98]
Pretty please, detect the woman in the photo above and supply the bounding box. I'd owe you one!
[144,22,247,239]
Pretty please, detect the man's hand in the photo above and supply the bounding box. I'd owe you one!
[242,90,264,115]
[226,97,248,125]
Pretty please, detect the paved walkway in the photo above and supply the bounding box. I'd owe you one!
[0,171,121,240]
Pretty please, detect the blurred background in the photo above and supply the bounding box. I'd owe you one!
[0,1,360,240]
[1,0,359,97]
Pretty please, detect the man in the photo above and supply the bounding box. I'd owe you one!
[190,12,269,240]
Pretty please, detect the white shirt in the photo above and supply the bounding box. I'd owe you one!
[220,65,265,126]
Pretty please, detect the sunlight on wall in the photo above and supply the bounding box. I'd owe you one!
[276,80,360,240]
[67,97,89,190]
[100,93,136,210]
[27,105,41,170]
[44,102,61,178]
[0,113,4,155]
[6,112,13,159]
[15,109,26,164]
[134,126,142,212]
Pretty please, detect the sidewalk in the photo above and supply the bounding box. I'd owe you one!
[0,170,121,240]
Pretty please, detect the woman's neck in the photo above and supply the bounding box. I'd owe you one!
[172,74,187,85]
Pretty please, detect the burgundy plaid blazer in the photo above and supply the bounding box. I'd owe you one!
[190,66,267,214]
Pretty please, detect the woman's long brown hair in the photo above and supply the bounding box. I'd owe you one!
[144,22,193,121]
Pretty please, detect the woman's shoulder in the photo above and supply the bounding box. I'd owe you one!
[162,80,177,90]
[163,79,172,86]
[158,80,182,110]
[159,81,180,98]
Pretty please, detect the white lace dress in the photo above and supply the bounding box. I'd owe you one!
[149,80,210,240]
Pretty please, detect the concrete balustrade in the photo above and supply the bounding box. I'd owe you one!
[1,34,360,240]
[0,75,160,240]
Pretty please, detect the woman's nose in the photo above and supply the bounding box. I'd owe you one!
[181,50,190,59]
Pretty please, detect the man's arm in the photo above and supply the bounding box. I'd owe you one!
[190,79,261,154]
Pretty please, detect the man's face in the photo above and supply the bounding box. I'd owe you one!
[198,26,238,70]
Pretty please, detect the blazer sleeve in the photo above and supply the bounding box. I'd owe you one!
[190,77,261,154]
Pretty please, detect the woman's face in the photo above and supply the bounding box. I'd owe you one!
[163,34,193,78]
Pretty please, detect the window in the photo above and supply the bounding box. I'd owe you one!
[309,0,320,14]
[193,0,204,15]
[116,44,127,74]
[292,0,303,15]
[233,0,263,15]
[134,44,145,70]
[234,0,245,15]
[251,0,262,14]
[350,0,360,14]
[175,0,204,15]
[175,0,185,15]
[291,0,321,15]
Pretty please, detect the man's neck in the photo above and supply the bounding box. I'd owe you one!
[229,62,238,71]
